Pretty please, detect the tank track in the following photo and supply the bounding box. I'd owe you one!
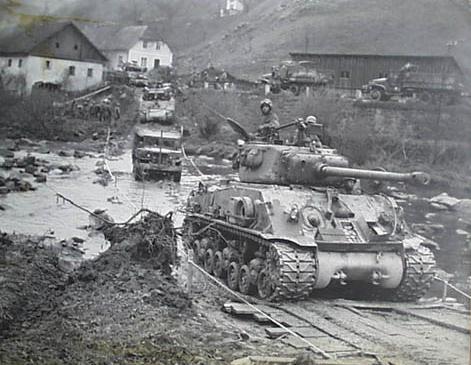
[386,245,436,302]
[265,242,317,301]
[185,216,317,301]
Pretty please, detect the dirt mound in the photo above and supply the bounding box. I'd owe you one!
[0,233,69,338]
[74,211,190,310]
[0,213,201,365]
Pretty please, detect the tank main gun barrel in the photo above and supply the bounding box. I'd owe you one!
[315,164,430,185]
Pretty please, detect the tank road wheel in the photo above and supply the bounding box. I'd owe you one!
[387,245,436,302]
[213,251,225,278]
[239,265,253,295]
[133,166,143,181]
[194,240,205,265]
[257,269,274,299]
[204,249,215,274]
[370,89,383,101]
[227,262,240,291]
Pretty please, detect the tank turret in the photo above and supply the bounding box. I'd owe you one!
[236,140,430,188]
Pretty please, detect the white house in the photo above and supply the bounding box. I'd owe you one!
[0,21,107,94]
[80,24,173,71]
[220,0,245,17]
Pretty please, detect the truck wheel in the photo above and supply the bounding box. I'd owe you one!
[370,89,383,101]
[419,91,433,104]
[172,172,182,183]
[133,166,143,181]
[290,85,301,96]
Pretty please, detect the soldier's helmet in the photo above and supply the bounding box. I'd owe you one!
[305,115,317,124]
[260,98,273,110]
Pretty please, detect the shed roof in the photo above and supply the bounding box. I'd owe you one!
[290,53,463,73]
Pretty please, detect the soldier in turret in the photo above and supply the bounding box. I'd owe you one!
[256,98,279,141]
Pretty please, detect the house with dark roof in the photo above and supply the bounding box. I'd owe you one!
[0,21,107,94]
[80,24,173,70]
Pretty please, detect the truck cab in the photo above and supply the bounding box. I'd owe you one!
[132,126,183,182]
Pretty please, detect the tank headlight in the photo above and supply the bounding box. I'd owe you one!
[237,139,245,148]
[307,214,321,227]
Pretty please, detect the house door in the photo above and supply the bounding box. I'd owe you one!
[154,59,160,68]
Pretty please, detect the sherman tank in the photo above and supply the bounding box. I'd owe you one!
[183,120,436,301]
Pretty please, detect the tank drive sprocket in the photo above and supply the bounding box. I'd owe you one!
[386,245,436,302]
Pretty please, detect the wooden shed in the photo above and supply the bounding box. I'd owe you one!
[290,53,464,90]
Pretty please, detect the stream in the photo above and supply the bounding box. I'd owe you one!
[0,146,469,280]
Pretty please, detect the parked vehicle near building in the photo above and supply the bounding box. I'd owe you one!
[260,61,333,96]
[362,63,464,104]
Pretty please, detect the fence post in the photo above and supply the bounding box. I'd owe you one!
[442,280,448,302]
[264,84,271,95]
[306,86,311,97]
[187,249,194,296]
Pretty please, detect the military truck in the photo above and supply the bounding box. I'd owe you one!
[260,61,333,96]
[133,88,182,182]
[132,125,183,182]
[362,63,464,104]
[140,89,175,124]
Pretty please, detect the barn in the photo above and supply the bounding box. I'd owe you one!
[290,53,464,90]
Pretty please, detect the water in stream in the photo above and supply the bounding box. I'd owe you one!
[0,147,468,279]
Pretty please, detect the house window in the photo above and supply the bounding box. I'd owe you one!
[141,57,147,68]
[55,42,60,48]
[143,40,148,48]
[18,59,23,68]
[7,59,12,67]
[74,44,78,50]
[69,66,75,76]
[340,71,350,79]
[87,68,93,77]
[45,60,51,69]
[156,41,161,50]
[154,59,160,68]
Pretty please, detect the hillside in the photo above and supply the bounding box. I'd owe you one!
[176,0,471,84]
[1,0,470,85]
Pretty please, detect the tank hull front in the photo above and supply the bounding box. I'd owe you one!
[315,251,404,289]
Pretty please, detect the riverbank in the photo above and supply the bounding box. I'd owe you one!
[0,213,289,365]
